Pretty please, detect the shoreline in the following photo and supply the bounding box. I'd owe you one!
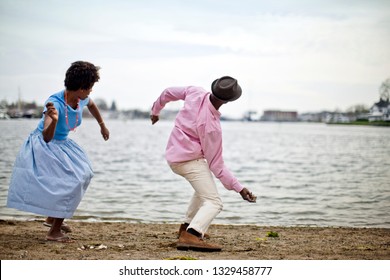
[2,215,388,229]
[1,220,389,260]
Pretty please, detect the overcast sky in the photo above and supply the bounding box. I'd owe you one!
[1,0,389,118]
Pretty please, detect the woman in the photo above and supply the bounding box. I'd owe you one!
[7,61,110,243]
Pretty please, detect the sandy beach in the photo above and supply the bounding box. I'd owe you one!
[0,219,389,260]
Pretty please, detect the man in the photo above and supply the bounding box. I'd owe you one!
[151,76,256,252]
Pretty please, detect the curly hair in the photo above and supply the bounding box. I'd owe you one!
[64,61,100,91]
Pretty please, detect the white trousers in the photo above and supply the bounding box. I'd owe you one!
[170,159,223,236]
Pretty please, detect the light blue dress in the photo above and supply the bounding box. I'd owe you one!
[7,90,94,218]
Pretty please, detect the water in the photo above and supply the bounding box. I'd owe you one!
[0,119,389,227]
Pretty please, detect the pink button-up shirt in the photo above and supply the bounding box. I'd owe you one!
[151,86,244,193]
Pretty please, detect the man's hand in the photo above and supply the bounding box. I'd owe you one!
[150,115,159,125]
[239,187,257,203]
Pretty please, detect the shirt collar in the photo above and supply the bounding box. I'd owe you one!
[206,93,221,117]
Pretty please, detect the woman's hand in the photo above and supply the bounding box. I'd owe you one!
[45,102,58,122]
[100,123,110,141]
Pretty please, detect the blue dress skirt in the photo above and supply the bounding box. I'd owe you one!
[7,129,94,218]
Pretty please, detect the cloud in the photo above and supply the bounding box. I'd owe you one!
[0,0,389,117]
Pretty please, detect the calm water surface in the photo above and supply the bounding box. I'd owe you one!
[0,119,389,227]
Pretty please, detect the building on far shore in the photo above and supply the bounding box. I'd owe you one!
[368,98,390,122]
[260,110,298,122]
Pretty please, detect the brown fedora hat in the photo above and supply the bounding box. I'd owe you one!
[211,76,242,102]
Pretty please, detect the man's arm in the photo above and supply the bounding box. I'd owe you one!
[200,128,256,202]
[151,87,188,116]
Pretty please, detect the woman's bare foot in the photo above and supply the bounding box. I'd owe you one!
[44,217,72,232]
[46,234,74,243]
[46,217,73,242]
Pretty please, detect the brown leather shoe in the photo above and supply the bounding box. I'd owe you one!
[177,231,222,252]
[178,224,210,239]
